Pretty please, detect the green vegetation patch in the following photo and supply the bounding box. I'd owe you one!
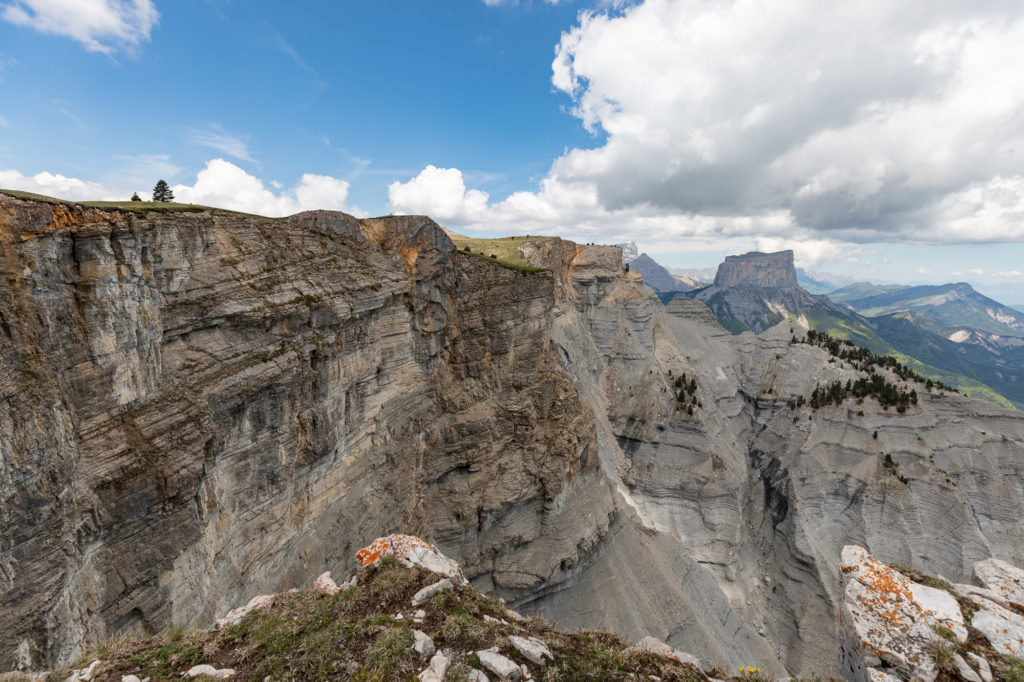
[447,232,552,273]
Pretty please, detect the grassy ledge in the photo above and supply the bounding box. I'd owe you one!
[446,232,552,273]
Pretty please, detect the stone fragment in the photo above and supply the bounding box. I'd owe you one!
[468,670,490,682]
[953,654,983,682]
[413,629,436,658]
[183,664,235,678]
[625,637,701,667]
[65,659,101,682]
[356,535,466,583]
[412,577,453,606]
[313,571,340,596]
[508,635,553,666]
[417,651,449,682]
[214,594,275,630]
[966,653,993,682]
[121,676,143,682]
[476,649,522,680]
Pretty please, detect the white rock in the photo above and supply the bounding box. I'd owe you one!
[417,651,450,682]
[867,671,901,682]
[626,636,701,667]
[953,654,983,682]
[122,677,142,682]
[183,664,235,678]
[508,635,553,666]
[67,660,102,682]
[476,649,522,680]
[970,597,1024,658]
[214,594,275,629]
[356,535,467,584]
[468,670,490,682]
[966,653,993,682]
[838,545,967,682]
[412,577,452,606]
[519,663,531,679]
[484,615,508,625]
[313,571,340,596]
[974,558,1024,609]
[413,629,436,658]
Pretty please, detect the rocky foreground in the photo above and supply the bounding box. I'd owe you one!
[6,536,1024,681]
[2,536,719,681]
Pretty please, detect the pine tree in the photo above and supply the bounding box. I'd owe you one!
[131,192,142,202]
[152,180,174,202]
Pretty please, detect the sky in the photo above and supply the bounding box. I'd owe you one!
[2,0,1024,303]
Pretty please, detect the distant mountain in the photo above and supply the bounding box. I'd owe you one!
[617,241,639,264]
[671,266,716,284]
[685,251,1022,408]
[828,282,909,304]
[687,251,864,335]
[614,245,701,293]
[795,268,844,294]
[832,281,1024,338]
[630,253,700,293]
[1010,305,1024,314]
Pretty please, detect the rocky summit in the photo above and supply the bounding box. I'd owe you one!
[713,251,799,289]
[2,192,1024,679]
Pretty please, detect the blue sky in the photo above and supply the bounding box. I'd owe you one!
[3,0,1024,303]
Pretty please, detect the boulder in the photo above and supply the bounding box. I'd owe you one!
[970,598,1024,658]
[313,572,341,596]
[183,664,235,678]
[508,636,553,666]
[356,535,466,583]
[468,670,490,682]
[625,637,701,668]
[476,649,522,680]
[213,594,275,630]
[838,545,965,682]
[413,630,435,658]
[417,652,449,682]
[412,578,453,606]
[973,558,1024,611]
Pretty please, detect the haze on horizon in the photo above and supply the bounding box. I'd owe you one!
[2,0,1024,302]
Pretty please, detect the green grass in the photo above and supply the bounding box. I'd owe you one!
[447,232,552,272]
[1001,656,1024,682]
[2,188,233,215]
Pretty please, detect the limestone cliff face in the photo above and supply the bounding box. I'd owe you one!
[0,195,602,670]
[3,194,1024,678]
[713,250,798,289]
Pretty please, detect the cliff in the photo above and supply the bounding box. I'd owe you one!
[713,250,798,289]
[3,192,1024,678]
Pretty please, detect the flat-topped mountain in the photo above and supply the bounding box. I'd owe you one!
[713,250,798,289]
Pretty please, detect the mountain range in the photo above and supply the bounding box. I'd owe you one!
[630,248,1024,408]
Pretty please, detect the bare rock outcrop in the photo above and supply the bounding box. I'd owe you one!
[840,545,1024,682]
[713,250,798,289]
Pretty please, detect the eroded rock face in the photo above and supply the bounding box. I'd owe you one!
[0,195,599,668]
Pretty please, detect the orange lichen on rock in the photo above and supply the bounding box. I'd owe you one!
[356,534,436,567]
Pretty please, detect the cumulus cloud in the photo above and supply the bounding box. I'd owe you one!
[173,159,364,217]
[1,159,364,218]
[394,0,1024,265]
[0,168,125,200]
[1,0,159,55]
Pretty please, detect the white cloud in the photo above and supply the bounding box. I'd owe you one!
[390,1,1024,265]
[1,159,365,218]
[0,168,125,200]
[1,0,159,55]
[173,159,365,217]
[187,126,255,163]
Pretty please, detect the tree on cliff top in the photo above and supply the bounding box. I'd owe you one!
[152,180,174,202]
[131,192,141,202]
